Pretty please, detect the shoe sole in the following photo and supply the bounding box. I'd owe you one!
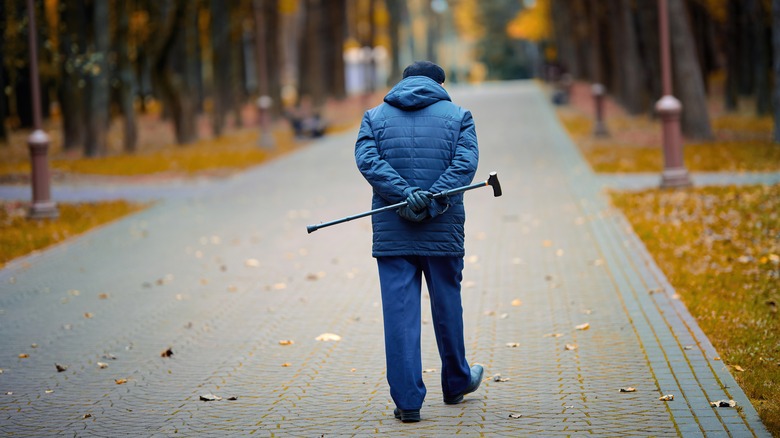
[394,408,421,422]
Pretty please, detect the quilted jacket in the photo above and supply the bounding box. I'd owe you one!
[355,75,479,257]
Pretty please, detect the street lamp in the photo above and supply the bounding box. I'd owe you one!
[656,0,692,188]
[26,0,58,218]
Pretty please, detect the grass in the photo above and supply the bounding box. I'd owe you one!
[1,200,147,269]
[611,185,780,435]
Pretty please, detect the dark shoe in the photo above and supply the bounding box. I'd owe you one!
[443,364,484,404]
[393,408,421,423]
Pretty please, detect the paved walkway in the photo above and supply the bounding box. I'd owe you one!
[0,82,771,436]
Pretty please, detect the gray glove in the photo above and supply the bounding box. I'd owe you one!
[406,190,433,213]
[398,205,429,222]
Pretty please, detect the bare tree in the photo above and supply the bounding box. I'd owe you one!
[84,0,110,157]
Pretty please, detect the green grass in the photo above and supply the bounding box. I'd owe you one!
[611,184,780,435]
[1,200,147,268]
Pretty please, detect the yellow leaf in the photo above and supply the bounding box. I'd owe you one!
[511,299,522,307]
[575,323,590,331]
[115,378,128,385]
[315,333,341,342]
[278,340,294,346]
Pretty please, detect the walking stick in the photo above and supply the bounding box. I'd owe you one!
[306,172,502,234]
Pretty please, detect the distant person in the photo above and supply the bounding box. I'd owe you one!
[354,61,484,423]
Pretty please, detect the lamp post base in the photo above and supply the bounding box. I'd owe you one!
[29,201,59,219]
[660,167,692,189]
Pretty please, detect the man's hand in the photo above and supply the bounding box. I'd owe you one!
[398,205,429,222]
[406,190,433,213]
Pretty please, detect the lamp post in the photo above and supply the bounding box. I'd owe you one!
[656,0,691,188]
[26,0,58,219]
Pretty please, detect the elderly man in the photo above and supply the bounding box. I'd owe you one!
[355,61,484,423]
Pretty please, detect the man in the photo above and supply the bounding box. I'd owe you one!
[355,61,483,423]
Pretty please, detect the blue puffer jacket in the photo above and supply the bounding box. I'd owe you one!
[355,76,479,257]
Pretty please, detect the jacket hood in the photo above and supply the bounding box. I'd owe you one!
[383,76,451,111]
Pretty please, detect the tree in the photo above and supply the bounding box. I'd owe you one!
[59,0,87,151]
[211,0,230,136]
[668,0,713,140]
[773,0,780,142]
[115,0,138,152]
[84,0,110,157]
[151,0,198,145]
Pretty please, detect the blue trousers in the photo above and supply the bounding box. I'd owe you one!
[377,255,471,410]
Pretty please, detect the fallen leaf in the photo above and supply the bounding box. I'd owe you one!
[103,353,117,360]
[98,293,109,299]
[713,356,721,361]
[97,362,108,369]
[683,346,693,350]
[710,399,736,408]
[544,333,563,338]
[542,240,553,247]
[493,374,510,382]
[555,249,564,257]
[55,363,68,372]
[500,313,509,319]
[423,368,437,373]
[115,378,128,385]
[160,347,174,358]
[508,413,522,419]
[306,272,326,281]
[350,368,357,372]
[82,413,92,419]
[5,392,12,395]
[619,387,636,393]
[226,396,238,401]
[45,389,54,394]
[281,363,291,367]
[564,344,577,351]
[467,255,479,264]
[30,343,38,348]
[68,289,81,296]
[84,312,94,319]
[506,342,520,348]
[227,285,238,293]
[315,333,341,342]
[511,299,522,307]
[245,258,260,268]
[272,283,287,290]
[278,340,294,346]
[659,394,674,401]
[200,393,222,401]
[591,259,605,266]
[484,310,496,316]
[733,365,745,372]
[18,353,28,359]
[575,323,590,331]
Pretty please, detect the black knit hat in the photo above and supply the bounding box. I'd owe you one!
[402,61,445,84]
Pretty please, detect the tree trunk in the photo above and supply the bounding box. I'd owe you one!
[636,0,662,114]
[773,0,780,142]
[152,0,198,145]
[668,0,713,140]
[211,0,230,136]
[84,0,110,157]
[749,0,771,115]
[550,0,579,77]
[724,0,739,111]
[299,0,326,107]
[59,0,88,150]
[386,0,406,85]
[0,2,7,144]
[116,0,138,152]
[229,2,245,128]
[326,0,347,99]
[615,0,645,114]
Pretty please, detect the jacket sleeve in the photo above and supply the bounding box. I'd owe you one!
[355,111,415,204]
[429,109,479,196]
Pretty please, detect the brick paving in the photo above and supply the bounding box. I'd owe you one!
[0,82,771,436]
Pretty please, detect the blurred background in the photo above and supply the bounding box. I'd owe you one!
[0,0,775,161]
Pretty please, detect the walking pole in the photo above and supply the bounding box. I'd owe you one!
[306,172,502,234]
